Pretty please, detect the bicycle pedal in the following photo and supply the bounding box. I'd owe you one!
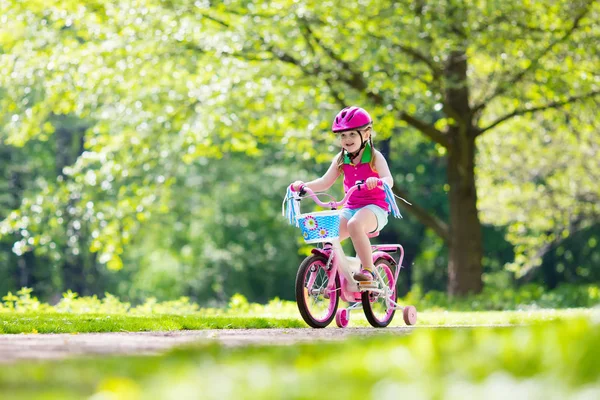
[357,281,378,288]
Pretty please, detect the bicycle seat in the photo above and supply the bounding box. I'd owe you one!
[367,231,379,238]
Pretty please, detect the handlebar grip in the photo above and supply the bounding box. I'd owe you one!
[290,183,307,197]
[355,179,384,190]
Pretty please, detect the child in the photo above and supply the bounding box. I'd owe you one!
[292,106,394,282]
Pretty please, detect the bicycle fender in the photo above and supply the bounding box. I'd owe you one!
[372,251,396,265]
[311,248,332,259]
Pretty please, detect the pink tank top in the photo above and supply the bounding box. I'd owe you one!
[342,161,389,211]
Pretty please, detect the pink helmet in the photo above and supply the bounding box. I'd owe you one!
[331,106,372,133]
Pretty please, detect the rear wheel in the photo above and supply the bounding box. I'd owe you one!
[295,254,340,328]
[361,258,396,328]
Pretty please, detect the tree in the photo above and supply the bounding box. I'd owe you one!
[201,0,599,295]
[1,0,598,297]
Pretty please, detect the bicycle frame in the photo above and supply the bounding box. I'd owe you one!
[297,184,406,309]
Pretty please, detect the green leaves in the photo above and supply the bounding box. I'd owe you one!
[477,100,600,276]
[1,0,598,298]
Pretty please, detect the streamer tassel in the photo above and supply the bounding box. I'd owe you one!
[383,182,403,219]
[282,186,302,226]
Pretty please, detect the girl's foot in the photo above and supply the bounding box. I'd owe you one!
[353,268,375,282]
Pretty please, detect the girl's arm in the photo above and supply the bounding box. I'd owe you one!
[293,155,341,192]
[374,150,394,187]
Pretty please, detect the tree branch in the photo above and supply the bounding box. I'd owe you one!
[393,44,443,80]
[205,14,449,151]
[364,32,444,83]
[201,13,231,28]
[477,89,600,136]
[517,216,594,282]
[197,12,449,149]
[298,19,318,57]
[473,3,593,115]
[324,78,345,109]
[365,33,464,123]
[299,18,370,94]
[392,186,450,243]
[400,112,449,147]
[275,23,450,148]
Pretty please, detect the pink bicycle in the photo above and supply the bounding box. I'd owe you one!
[283,180,417,328]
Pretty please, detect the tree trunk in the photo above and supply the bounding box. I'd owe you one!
[445,50,483,296]
[446,133,483,295]
[56,121,91,293]
[8,158,36,288]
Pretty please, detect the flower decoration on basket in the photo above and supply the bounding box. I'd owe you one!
[303,216,318,231]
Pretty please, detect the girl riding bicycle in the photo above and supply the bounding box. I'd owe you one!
[292,106,395,283]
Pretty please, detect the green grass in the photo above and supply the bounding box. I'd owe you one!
[413,308,598,326]
[1,309,597,334]
[1,287,598,333]
[1,318,599,399]
[0,313,305,334]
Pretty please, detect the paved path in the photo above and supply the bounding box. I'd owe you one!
[0,327,416,363]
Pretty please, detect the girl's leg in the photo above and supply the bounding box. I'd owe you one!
[347,208,378,281]
[338,217,350,242]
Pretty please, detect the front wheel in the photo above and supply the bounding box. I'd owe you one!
[361,258,397,328]
[295,254,340,328]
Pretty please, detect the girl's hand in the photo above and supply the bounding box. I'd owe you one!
[365,177,379,190]
[291,181,305,192]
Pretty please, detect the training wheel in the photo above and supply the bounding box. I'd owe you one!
[335,308,350,328]
[403,306,417,325]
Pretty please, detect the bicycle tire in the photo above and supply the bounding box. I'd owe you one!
[361,258,397,328]
[295,254,340,328]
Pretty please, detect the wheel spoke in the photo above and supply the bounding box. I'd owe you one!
[370,264,391,319]
[361,259,397,327]
[303,261,335,322]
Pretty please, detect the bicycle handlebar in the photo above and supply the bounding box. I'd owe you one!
[292,179,383,209]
